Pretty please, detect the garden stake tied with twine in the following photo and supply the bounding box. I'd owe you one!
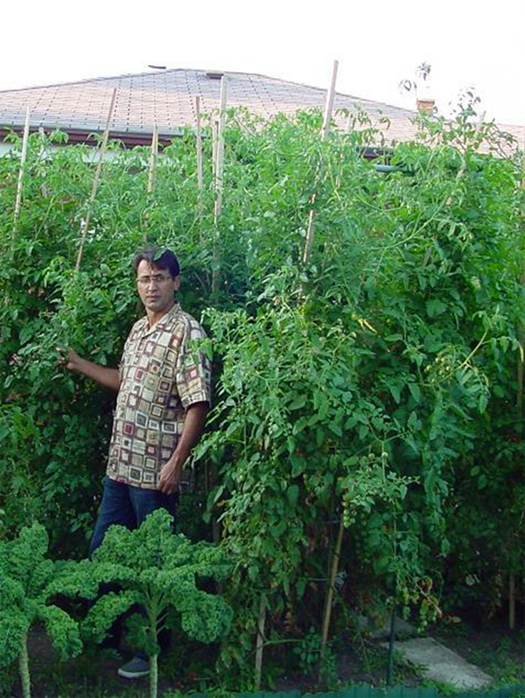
[147,124,159,196]
[195,95,204,226]
[254,594,267,690]
[12,106,31,241]
[319,514,345,680]
[204,83,229,545]
[302,59,339,268]
[213,76,228,220]
[303,58,343,674]
[253,59,341,691]
[211,117,218,178]
[75,88,117,272]
[212,75,228,295]
[142,123,160,241]
[510,132,525,631]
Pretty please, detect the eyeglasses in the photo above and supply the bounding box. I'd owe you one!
[137,274,173,286]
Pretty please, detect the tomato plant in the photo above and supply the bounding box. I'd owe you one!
[0,105,523,683]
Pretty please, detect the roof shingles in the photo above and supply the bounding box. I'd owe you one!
[0,68,522,150]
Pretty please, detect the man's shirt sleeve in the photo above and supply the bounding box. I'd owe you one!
[176,321,211,409]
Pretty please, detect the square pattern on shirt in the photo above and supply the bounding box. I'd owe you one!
[107,303,211,489]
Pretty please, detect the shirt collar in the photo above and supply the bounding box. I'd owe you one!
[142,302,181,337]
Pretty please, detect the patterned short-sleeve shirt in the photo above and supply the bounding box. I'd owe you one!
[106,303,211,489]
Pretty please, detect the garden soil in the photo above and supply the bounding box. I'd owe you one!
[4,611,522,698]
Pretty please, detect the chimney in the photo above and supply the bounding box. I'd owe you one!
[417,98,435,114]
[416,77,435,115]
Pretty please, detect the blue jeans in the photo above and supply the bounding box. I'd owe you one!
[89,477,178,556]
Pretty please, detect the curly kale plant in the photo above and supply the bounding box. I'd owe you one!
[0,524,82,698]
[84,508,232,698]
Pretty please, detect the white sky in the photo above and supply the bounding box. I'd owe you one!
[1,0,524,126]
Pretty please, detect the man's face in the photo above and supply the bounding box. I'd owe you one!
[136,260,180,315]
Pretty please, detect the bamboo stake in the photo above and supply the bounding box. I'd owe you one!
[147,124,159,195]
[386,601,397,686]
[302,60,339,267]
[319,515,344,671]
[195,96,204,221]
[321,60,339,141]
[518,141,525,417]
[213,76,228,223]
[514,138,525,631]
[509,573,516,630]
[38,126,46,159]
[517,293,524,635]
[211,118,218,178]
[254,595,266,690]
[212,76,228,295]
[518,320,524,415]
[345,110,353,134]
[75,88,117,272]
[13,107,31,235]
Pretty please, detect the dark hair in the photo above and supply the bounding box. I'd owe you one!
[133,246,180,278]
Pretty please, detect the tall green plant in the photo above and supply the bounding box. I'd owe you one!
[197,108,524,673]
[82,509,232,698]
[0,107,523,684]
[0,524,82,698]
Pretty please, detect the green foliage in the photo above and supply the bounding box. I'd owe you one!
[0,405,41,538]
[86,508,232,645]
[195,109,524,667]
[0,523,82,697]
[0,106,523,687]
[83,509,232,697]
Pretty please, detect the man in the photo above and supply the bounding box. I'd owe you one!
[61,246,210,679]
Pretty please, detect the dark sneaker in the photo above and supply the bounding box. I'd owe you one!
[117,656,150,679]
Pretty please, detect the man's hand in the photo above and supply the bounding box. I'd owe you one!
[157,402,208,495]
[56,346,82,372]
[56,346,121,391]
[158,457,184,495]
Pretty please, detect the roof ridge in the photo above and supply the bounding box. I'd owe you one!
[0,67,417,115]
[0,70,156,94]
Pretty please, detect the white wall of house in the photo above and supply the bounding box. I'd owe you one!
[0,141,127,161]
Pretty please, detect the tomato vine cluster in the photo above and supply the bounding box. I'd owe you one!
[0,107,523,686]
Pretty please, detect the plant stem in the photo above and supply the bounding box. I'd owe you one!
[386,603,397,686]
[320,514,344,674]
[146,594,160,698]
[149,653,158,698]
[254,595,266,690]
[456,329,489,371]
[19,633,31,698]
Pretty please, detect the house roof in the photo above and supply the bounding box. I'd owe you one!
[0,68,523,152]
